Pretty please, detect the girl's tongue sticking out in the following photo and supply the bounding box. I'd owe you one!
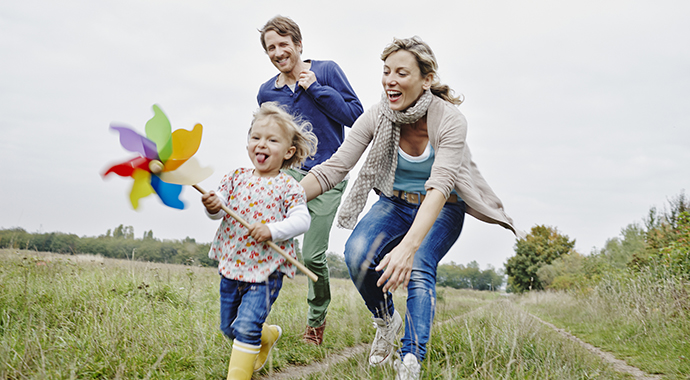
[256,153,267,164]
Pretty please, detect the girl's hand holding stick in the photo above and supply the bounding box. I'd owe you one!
[193,184,318,282]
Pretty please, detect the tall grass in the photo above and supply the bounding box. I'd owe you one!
[1,249,641,379]
[0,249,227,379]
[298,299,630,379]
[520,264,690,379]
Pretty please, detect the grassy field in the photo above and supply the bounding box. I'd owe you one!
[519,269,690,380]
[0,249,669,379]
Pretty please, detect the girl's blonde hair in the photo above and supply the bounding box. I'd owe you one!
[381,36,464,105]
[250,102,318,169]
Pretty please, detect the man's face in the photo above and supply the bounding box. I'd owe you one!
[263,30,302,74]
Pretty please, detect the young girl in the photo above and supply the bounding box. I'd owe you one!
[202,102,317,380]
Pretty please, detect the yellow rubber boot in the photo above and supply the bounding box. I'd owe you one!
[254,324,283,372]
[227,339,260,380]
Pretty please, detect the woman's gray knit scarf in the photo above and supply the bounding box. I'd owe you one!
[337,89,433,229]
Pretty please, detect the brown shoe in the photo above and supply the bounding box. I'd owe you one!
[303,319,326,345]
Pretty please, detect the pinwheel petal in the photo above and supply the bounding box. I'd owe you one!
[150,175,185,209]
[130,169,154,209]
[163,123,203,172]
[103,157,151,178]
[145,105,173,163]
[110,125,158,160]
[158,157,213,186]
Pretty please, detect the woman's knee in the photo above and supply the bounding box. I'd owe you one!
[408,270,436,293]
[345,229,392,269]
[343,235,370,273]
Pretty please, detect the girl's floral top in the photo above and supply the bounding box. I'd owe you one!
[209,168,306,282]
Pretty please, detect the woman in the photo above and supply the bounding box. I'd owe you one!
[301,36,521,380]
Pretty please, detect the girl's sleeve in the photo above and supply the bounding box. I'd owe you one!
[266,177,311,241]
[266,204,310,241]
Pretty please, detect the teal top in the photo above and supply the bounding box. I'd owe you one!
[393,143,459,198]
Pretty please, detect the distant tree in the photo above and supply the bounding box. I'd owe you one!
[0,228,30,249]
[123,226,134,240]
[112,225,134,240]
[437,261,468,289]
[77,236,109,256]
[326,252,349,278]
[479,264,504,291]
[32,233,54,252]
[593,223,645,270]
[465,261,482,289]
[195,243,215,267]
[537,252,586,290]
[505,225,575,293]
[634,191,690,269]
[660,211,690,278]
[50,233,79,254]
[113,225,124,239]
[437,261,503,291]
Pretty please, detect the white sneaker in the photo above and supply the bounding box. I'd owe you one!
[369,310,403,366]
[394,353,421,380]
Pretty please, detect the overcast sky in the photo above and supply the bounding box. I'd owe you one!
[2,0,689,271]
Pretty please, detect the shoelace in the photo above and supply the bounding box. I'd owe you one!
[370,322,398,353]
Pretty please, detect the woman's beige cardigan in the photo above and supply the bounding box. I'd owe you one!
[310,96,523,238]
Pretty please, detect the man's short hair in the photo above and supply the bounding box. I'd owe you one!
[259,15,303,53]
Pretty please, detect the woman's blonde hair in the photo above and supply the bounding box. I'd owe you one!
[381,36,464,105]
[250,102,318,169]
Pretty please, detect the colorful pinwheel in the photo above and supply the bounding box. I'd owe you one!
[102,105,318,281]
[103,104,213,209]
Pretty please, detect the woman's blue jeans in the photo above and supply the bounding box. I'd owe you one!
[344,194,466,361]
[219,271,283,346]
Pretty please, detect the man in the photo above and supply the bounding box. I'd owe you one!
[257,15,363,345]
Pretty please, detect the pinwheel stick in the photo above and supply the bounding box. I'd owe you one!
[192,184,318,282]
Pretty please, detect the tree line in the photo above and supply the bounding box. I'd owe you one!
[10,189,685,295]
[505,191,689,292]
[1,225,506,289]
[325,253,504,290]
[0,225,214,267]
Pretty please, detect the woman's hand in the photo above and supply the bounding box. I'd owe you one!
[247,223,272,243]
[201,191,223,214]
[375,189,447,293]
[375,243,417,293]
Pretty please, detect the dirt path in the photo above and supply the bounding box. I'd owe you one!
[256,305,492,380]
[526,312,662,380]
[255,343,368,380]
[257,303,662,380]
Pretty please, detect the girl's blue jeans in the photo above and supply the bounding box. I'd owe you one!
[219,271,283,346]
[344,194,466,362]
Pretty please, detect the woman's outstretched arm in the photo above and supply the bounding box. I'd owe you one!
[301,173,324,202]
